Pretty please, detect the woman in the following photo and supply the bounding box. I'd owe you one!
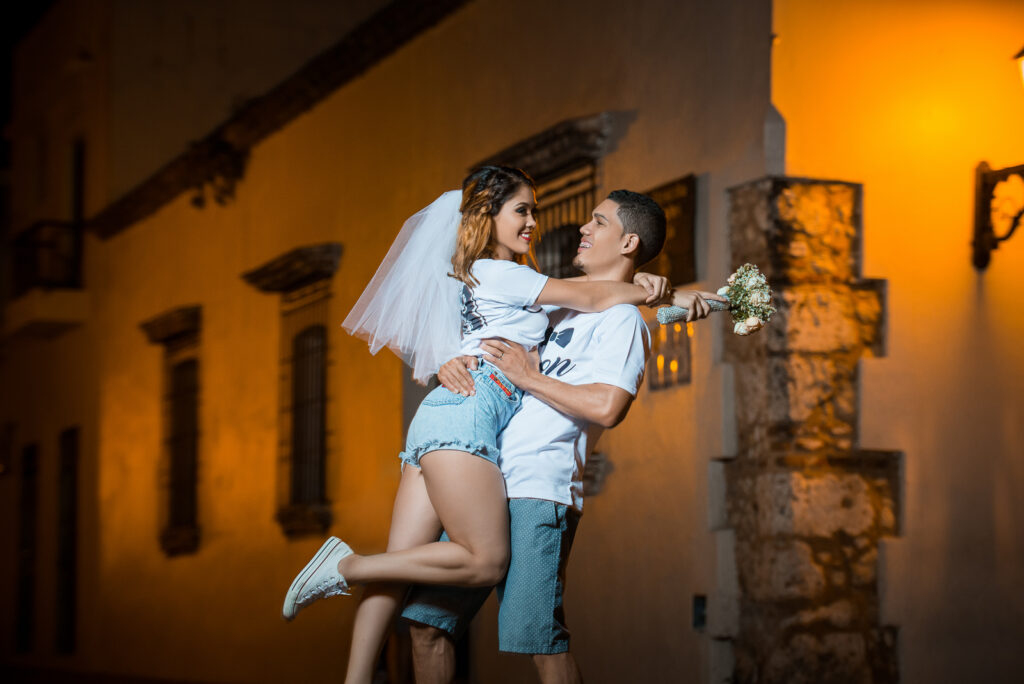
[282,167,671,682]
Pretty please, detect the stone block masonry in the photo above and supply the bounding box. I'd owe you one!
[719,178,900,684]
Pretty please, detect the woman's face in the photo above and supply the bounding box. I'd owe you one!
[490,184,537,260]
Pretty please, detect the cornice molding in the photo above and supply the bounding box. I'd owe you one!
[242,243,342,293]
[87,0,472,239]
[140,305,202,345]
[472,112,612,184]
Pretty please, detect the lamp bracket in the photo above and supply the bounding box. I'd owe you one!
[973,161,1024,270]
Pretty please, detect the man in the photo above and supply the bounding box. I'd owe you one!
[400,190,724,683]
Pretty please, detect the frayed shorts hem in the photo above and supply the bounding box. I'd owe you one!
[399,439,497,468]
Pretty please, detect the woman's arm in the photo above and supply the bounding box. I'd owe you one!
[534,277,661,312]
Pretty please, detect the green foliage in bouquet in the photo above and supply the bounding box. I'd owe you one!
[718,263,776,335]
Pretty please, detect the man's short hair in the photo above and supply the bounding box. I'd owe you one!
[607,189,666,267]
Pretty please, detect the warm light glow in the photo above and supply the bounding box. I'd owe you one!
[673,323,682,334]
[657,354,665,372]
[686,322,694,338]
[669,359,679,374]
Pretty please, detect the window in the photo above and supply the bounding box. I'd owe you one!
[645,174,697,281]
[472,113,612,280]
[648,319,692,390]
[56,427,79,654]
[140,305,202,556]
[15,443,39,653]
[242,243,341,538]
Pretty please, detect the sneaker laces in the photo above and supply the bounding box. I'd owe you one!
[297,575,348,606]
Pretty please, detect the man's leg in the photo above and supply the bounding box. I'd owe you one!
[400,532,493,684]
[496,499,582,684]
[533,653,583,684]
[409,623,456,684]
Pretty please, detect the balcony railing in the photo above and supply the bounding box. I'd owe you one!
[11,220,82,298]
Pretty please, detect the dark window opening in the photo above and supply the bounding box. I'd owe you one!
[15,444,39,653]
[56,427,79,654]
[291,325,326,506]
[162,357,200,555]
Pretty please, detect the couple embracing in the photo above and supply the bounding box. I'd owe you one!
[281,166,723,683]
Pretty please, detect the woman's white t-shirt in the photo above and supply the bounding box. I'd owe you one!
[458,259,549,357]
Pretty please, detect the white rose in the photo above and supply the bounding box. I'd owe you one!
[733,321,750,335]
[717,286,730,297]
[727,273,736,285]
[745,316,763,332]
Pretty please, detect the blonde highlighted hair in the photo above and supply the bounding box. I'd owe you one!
[451,166,536,286]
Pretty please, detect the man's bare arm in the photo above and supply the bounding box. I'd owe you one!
[479,339,634,428]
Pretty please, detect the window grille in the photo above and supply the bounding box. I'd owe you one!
[290,324,327,506]
[276,280,332,537]
[16,444,38,653]
[56,427,79,654]
[533,165,596,278]
[645,174,697,282]
[648,319,692,390]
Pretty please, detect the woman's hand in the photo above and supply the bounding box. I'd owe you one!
[438,355,478,396]
[671,290,728,322]
[633,272,672,305]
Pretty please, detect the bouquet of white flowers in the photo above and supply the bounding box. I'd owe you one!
[656,263,776,335]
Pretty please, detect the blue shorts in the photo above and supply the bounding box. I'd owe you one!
[400,361,521,467]
[401,498,580,654]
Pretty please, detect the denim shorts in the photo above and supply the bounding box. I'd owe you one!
[401,498,581,654]
[399,360,522,467]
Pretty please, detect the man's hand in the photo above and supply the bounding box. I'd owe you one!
[671,290,728,322]
[479,339,540,387]
[438,355,477,396]
[633,271,672,305]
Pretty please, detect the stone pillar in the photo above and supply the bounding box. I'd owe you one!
[720,178,900,683]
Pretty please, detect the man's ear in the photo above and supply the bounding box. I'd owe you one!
[621,232,641,258]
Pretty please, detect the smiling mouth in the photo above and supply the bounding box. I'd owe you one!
[520,232,532,242]
[578,240,592,252]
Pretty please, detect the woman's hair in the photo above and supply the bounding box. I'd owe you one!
[451,165,536,286]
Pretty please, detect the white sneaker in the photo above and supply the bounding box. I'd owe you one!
[282,536,352,621]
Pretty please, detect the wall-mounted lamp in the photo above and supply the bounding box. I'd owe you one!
[972,45,1024,271]
[1017,45,1024,88]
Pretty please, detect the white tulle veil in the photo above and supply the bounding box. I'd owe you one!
[342,190,463,385]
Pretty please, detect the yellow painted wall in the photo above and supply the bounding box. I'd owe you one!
[773,1,1024,681]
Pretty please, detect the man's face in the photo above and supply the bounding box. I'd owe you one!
[572,198,632,273]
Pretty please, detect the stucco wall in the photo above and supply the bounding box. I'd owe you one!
[773,1,1024,682]
[106,0,389,200]
[2,0,773,681]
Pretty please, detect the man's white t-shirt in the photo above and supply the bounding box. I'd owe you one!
[458,259,549,357]
[497,303,651,511]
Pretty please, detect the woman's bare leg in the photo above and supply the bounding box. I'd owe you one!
[339,449,510,587]
[344,466,442,684]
